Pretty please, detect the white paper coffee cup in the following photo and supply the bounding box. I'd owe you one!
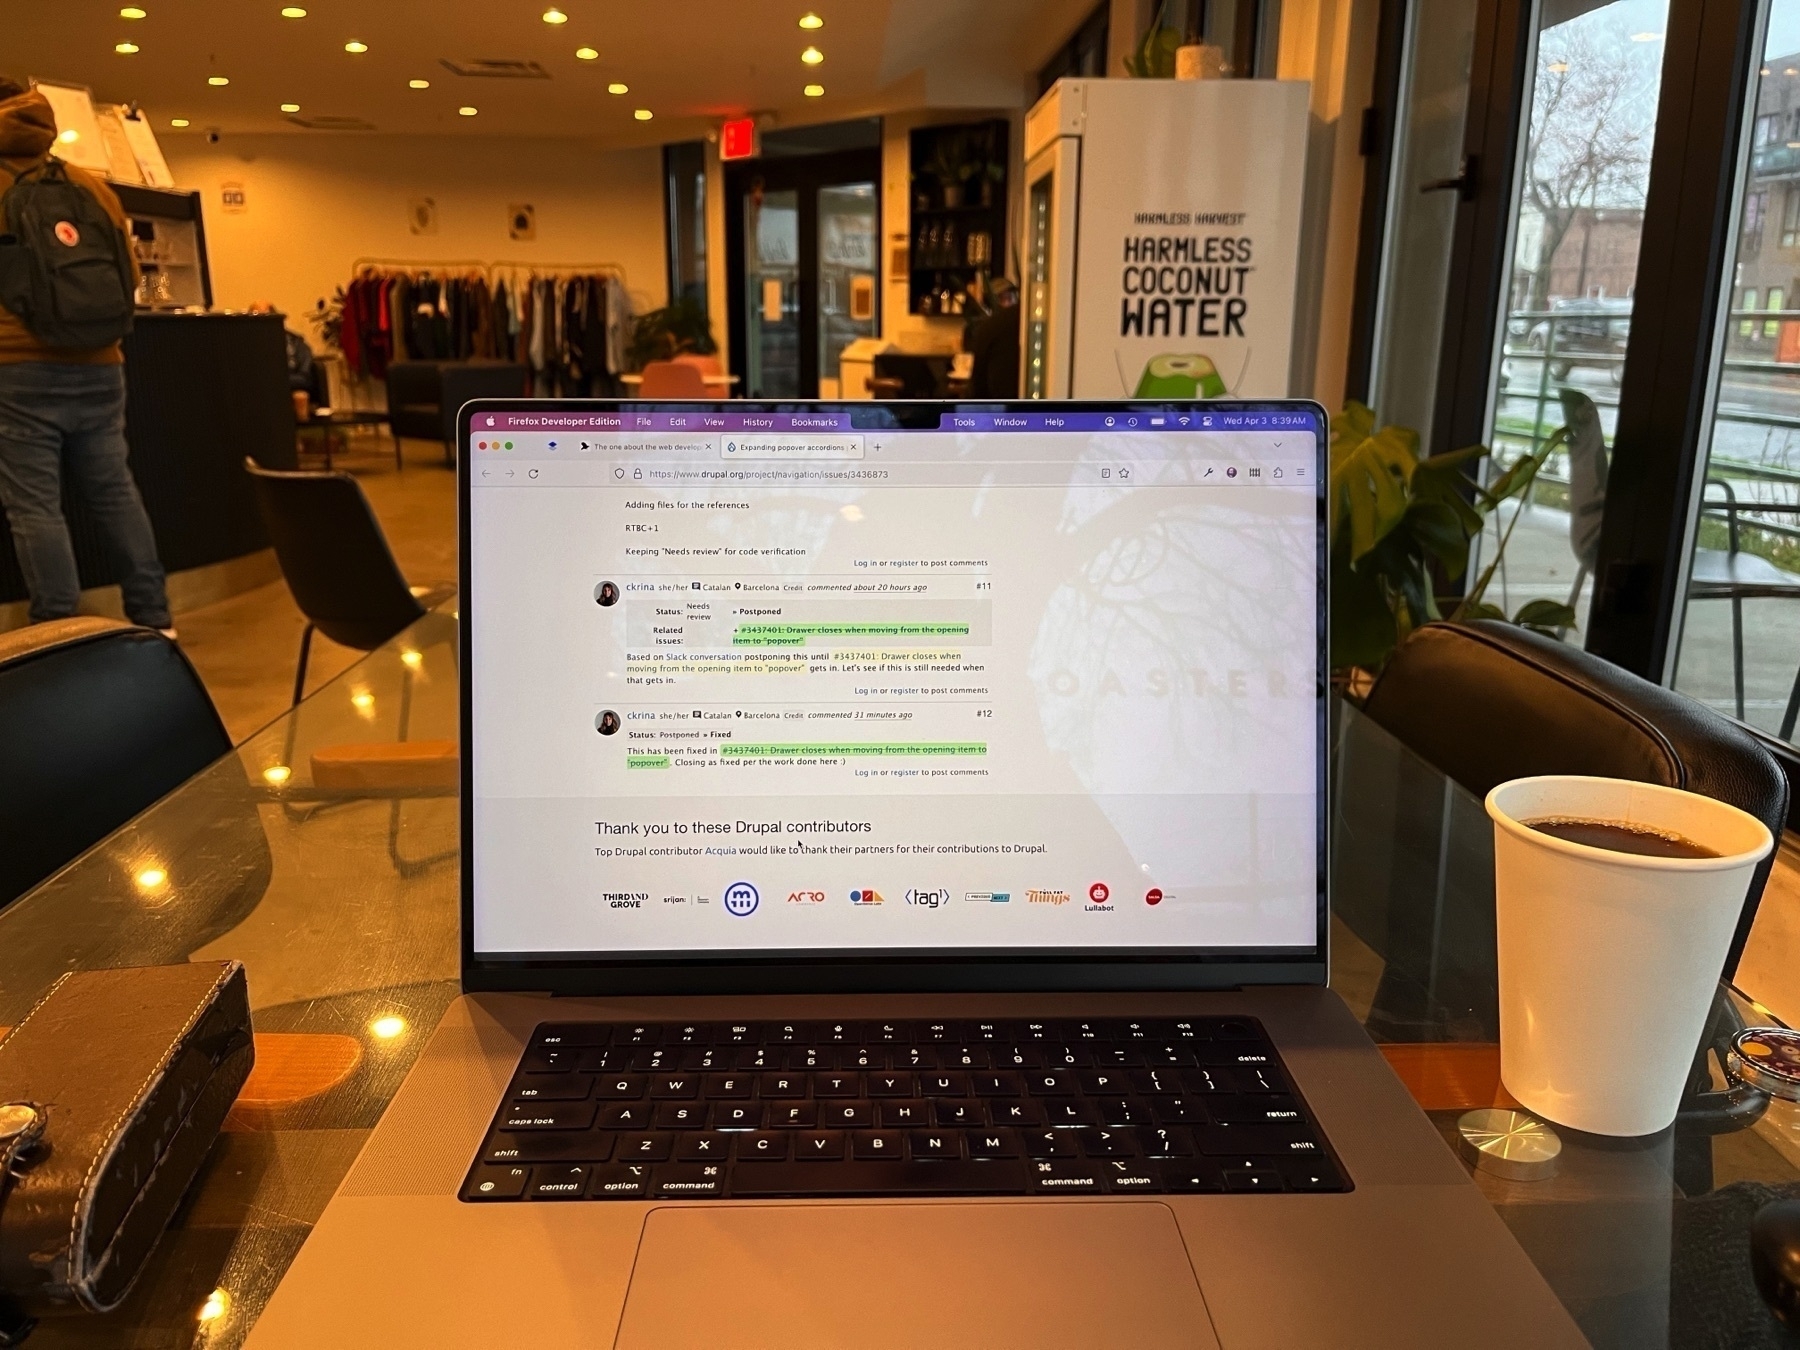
[1485,776,1774,1137]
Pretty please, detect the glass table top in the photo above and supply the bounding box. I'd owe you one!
[0,615,1793,1348]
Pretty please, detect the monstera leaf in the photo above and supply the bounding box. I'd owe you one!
[1329,401,1417,565]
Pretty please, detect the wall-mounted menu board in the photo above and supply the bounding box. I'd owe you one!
[31,80,111,175]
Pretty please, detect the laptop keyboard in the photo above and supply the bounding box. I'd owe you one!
[462,1017,1349,1202]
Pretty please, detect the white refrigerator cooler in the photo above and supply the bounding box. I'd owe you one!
[1021,78,1310,400]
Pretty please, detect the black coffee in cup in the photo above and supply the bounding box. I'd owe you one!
[1523,816,1720,859]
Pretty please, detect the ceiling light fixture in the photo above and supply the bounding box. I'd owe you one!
[459,105,479,116]
[542,6,568,22]
[345,40,368,53]
[798,12,823,28]
[607,81,628,94]
[115,42,140,54]
[804,83,824,97]
[633,108,653,120]
[170,117,189,127]
[120,5,147,17]
[280,102,300,112]
[208,75,230,85]
[801,45,823,65]
[409,78,430,88]
[576,46,598,60]
[280,4,306,14]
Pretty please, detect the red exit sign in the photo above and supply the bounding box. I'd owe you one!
[720,117,757,161]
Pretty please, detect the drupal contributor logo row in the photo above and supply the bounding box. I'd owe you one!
[722,882,1168,916]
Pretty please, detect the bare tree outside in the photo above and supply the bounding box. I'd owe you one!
[1518,28,1657,312]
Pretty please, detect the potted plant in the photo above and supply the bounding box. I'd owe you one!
[1330,400,1575,686]
[626,295,717,371]
[926,130,972,209]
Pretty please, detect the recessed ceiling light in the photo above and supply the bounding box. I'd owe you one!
[801,46,823,65]
[408,78,430,88]
[608,82,628,94]
[345,40,368,53]
[798,12,823,28]
[459,105,478,116]
[804,83,824,97]
[208,75,230,85]
[542,6,568,22]
[280,102,300,112]
[170,117,189,127]
[280,4,306,14]
[633,108,653,120]
[576,46,598,60]
[115,42,140,54]
[120,5,147,17]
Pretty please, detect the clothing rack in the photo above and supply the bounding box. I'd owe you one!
[350,257,630,285]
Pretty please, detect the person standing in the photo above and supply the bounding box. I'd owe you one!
[0,76,171,633]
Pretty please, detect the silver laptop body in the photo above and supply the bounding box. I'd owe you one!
[248,400,1584,1349]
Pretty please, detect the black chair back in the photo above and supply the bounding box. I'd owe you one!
[0,619,232,909]
[245,460,425,651]
[1362,620,1788,975]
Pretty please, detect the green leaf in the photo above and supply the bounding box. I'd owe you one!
[1460,600,1507,622]
[1330,548,1399,671]
[1513,599,1577,633]
[1329,416,1419,564]
[1404,500,1475,579]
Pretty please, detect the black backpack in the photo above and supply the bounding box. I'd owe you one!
[0,157,136,349]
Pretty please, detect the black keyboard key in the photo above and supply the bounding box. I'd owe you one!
[666,1023,715,1045]
[987,1100,1046,1126]
[650,1075,699,1099]
[594,1075,648,1101]
[735,1046,780,1071]
[879,1100,929,1127]
[763,1022,813,1044]
[527,1164,589,1199]
[994,1046,1044,1069]
[1142,1046,1200,1067]
[944,1047,990,1070]
[577,1048,630,1073]
[1081,1128,1137,1157]
[768,1103,817,1129]
[598,1103,653,1130]
[1210,1095,1300,1125]
[677,1132,732,1162]
[654,1164,726,1197]
[867,1073,914,1097]
[1130,1069,1184,1096]
[969,1130,1020,1159]
[821,1102,873,1129]
[464,1164,530,1199]
[1099,1099,1149,1126]
[788,1046,833,1071]
[860,1021,911,1043]
[731,1161,1027,1197]
[1023,1130,1079,1158]
[1093,1047,1146,1069]
[909,1130,963,1160]
[814,1074,861,1098]
[627,1048,677,1072]
[713,1102,763,1130]
[1223,1167,1285,1192]
[1215,1019,1260,1040]
[536,1023,612,1047]
[483,1131,613,1164]
[500,1102,596,1131]
[1152,1097,1209,1125]
[588,1164,651,1197]
[703,1074,755,1098]
[1100,1158,1161,1193]
[1137,1127,1195,1158]
[654,1103,708,1130]
[1078,1070,1132,1096]
[739,1131,789,1160]
[1195,1124,1280,1156]
[617,1132,674,1162]
[613,1024,662,1046]
[920,1072,968,1096]
[1045,1100,1097,1126]
[1160,1160,1225,1192]
[914,1021,964,1042]
[853,1131,905,1160]
[932,1100,979,1126]
[1028,1071,1075,1095]
[897,1046,939,1070]
[795,1131,845,1160]
[844,1046,888,1070]
[521,1046,583,1072]
[1030,1161,1103,1193]
[1281,1157,1347,1191]
[972,1073,1022,1097]
[1182,1067,1235,1094]
[760,1073,808,1098]
[717,1023,758,1044]
[1054,1020,1109,1041]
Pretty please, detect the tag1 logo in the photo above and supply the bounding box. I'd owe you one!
[53,221,80,247]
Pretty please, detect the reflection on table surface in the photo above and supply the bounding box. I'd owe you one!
[0,628,1793,1347]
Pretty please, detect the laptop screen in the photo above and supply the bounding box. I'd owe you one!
[464,402,1323,969]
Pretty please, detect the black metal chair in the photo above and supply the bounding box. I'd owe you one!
[1685,478,1800,733]
[0,618,233,910]
[243,460,455,705]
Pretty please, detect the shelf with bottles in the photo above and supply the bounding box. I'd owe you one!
[907,118,1009,318]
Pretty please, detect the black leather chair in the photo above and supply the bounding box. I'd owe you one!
[385,360,528,466]
[1357,620,1789,1190]
[244,460,456,703]
[0,618,233,909]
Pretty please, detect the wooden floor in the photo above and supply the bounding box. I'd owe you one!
[177,436,458,744]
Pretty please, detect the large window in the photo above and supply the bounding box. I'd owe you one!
[1672,3,1800,743]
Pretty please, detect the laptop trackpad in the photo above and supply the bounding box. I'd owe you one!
[614,1202,1218,1349]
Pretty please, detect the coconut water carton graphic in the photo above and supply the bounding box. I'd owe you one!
[1133,354,1228,399]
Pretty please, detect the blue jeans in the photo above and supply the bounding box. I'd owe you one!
[0,363,170,628]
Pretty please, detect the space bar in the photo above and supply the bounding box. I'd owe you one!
[730,1161,1029,1197]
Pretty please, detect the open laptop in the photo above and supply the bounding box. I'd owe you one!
[248,400,1584,1348]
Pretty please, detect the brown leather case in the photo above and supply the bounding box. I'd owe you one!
[0,963,253,1313]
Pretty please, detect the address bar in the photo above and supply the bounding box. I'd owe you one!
[721,435,865,460]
